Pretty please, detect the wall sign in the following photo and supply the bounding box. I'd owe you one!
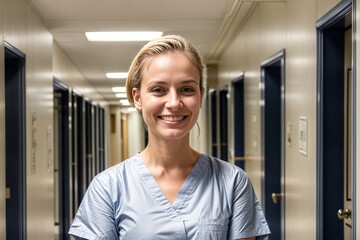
[31,112,38,173]
[299,116,307,155]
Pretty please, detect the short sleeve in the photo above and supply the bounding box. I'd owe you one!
[68,174,119,240]
[229,171,271,240]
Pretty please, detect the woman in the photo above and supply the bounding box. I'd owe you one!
[69,35,270,240]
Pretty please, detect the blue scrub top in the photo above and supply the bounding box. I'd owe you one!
[69,154,270,240]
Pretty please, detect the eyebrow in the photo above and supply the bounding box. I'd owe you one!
[146,79,199,87]
[181,79,199,85]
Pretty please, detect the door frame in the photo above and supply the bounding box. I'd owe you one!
[231,74,245,169]
[209,89,218,158]
[260,49,286,240]
[219,86,229,161]
[53,79,72,240]
[316,0,355,239]
[4,41,26,240]
[85,100,93,187]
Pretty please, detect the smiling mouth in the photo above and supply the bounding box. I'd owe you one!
[159,116,187,122]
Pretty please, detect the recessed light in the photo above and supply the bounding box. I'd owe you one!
[120,99,130,106]
[112,87,126,93]
[106,72,128,79]
[126,107,137,112]
[115,93,127,98]
[85,31,163,42]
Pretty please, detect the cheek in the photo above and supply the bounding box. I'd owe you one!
[141,98,163,114]
[185,98,202,112]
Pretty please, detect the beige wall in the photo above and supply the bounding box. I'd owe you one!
[285,1,318,238]
[0,0,107,239]
[2,0,54,239]
[26,6,54,240]
[53,42,105,102]
[109,106,122,166]
[217,0,342,239]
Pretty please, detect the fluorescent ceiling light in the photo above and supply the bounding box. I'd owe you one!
[120,99,130,106]
[85,31,163,42]
[120,107,137,113]
[106,72,128,79]
[112,87,126,93]
[126,107,137,112]
[115,93,127,98]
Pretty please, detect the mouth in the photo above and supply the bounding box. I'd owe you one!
[159,115,187,122]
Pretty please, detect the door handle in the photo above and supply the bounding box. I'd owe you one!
[271,193,283,204]
[337,209,351,220]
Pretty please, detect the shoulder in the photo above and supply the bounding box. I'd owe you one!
[200,154,249,183]
[201,154,246,174]
[91,155,140,188]
[80,155,142,206]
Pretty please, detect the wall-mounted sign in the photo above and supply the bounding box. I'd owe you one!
[31,112,37,174]
[299,116,307,156]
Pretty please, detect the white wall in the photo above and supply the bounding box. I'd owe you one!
[109,108,145,165]
[190,94,209,154]
[127,111,145,157]
[109,106,122,166]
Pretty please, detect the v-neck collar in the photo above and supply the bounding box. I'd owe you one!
[134,154,205,218]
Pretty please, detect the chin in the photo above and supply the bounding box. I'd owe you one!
[160,131,191,141]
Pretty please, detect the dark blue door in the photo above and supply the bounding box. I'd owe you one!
[5,43,26,240]
[261,50,285,240]
[232,76,245,169]
[316,1,352,239]
[210,90,218,157]
[54,80,71,240]
[219,87,228,161]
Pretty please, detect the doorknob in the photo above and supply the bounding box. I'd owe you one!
[337,209,351,220]
[271,193,283,204]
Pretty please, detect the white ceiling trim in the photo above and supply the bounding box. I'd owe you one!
[205,1,258,63]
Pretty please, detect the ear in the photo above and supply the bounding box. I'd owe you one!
[132,88,142,111]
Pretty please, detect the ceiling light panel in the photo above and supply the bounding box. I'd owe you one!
[112,87,126,93]
[115,93,127,98]
[120,99,130,106]
[85,31,163,42]
[106,72,128,79]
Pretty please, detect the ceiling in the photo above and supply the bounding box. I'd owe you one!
[27,0,258,106]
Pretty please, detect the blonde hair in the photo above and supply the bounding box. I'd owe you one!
[126,35,206,105]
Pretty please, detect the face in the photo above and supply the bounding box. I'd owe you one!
[132,51,204,142]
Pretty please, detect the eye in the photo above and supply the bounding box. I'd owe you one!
[181,86,195,93]
[151,87,166,94]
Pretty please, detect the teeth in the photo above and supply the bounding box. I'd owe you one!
[161,116,184,122]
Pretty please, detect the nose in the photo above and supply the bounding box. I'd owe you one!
[165,89,182,110]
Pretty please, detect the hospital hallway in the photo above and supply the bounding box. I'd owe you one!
[1,0,360,239]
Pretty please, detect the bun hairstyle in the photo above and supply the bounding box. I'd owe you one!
[125,35,206,106]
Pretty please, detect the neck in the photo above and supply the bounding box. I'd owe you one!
[140,135,200,169]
